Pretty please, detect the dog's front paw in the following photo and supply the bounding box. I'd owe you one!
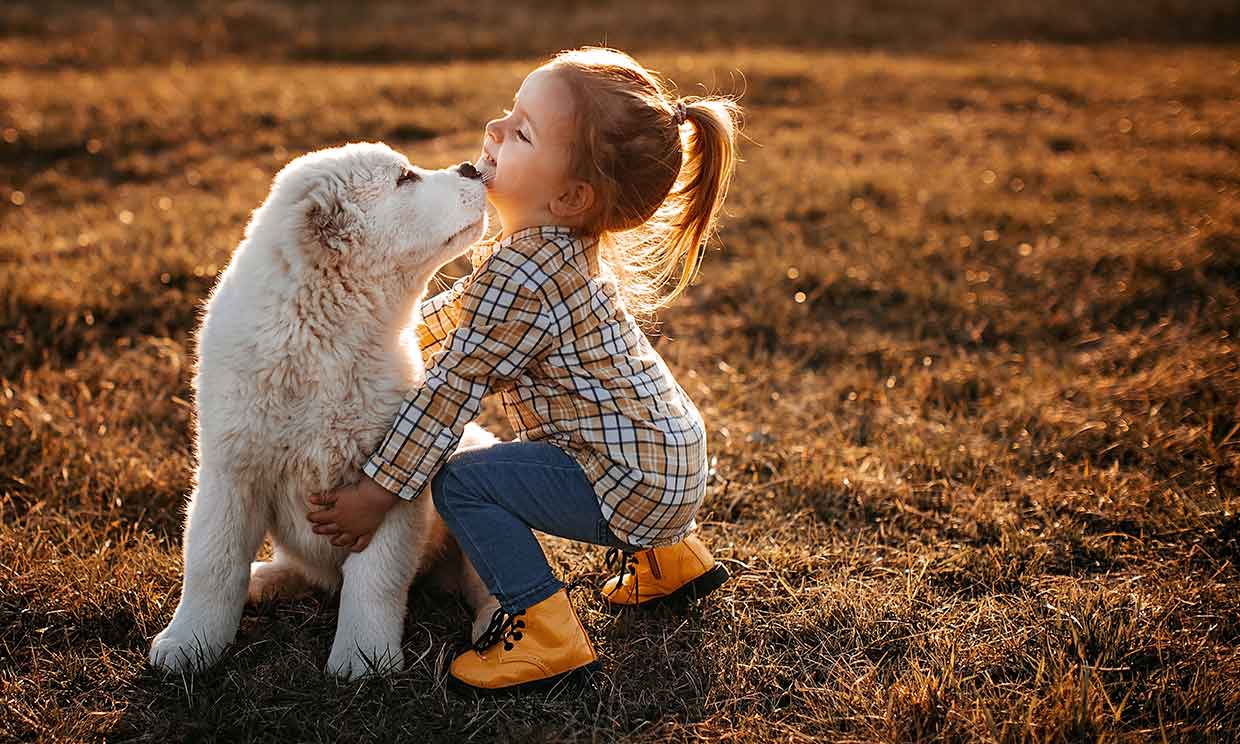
[149,624,230,673]
[325,634,404,681]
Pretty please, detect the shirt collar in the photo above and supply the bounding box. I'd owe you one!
[493,224,576,249]
[482,225,599,276]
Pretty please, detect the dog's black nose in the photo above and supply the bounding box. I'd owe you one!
[457,162,481,180]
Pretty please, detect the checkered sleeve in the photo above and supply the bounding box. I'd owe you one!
[363,268,553,499]
[415,280,467,365]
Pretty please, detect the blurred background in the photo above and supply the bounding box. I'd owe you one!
[2,3,1239,743]
[3,0,1239,68]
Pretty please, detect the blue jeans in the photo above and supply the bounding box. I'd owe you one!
[431,439,637,612]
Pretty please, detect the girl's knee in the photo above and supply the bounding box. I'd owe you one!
[431,446,499,513]
[430,465,459,514]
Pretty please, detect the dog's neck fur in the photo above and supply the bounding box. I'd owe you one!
[214,227,435,377]
[292,255,432,355]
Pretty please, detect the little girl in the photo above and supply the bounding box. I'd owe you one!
[307,47,740,692]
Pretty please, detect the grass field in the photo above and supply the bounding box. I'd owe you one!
[3,2,1240,741]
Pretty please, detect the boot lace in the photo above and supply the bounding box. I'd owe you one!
[472,606,526,652]
[604,547,639,599]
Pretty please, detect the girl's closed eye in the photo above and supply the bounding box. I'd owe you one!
[501,108,532,144]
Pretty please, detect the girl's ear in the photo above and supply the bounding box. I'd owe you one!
[549,179,594,220]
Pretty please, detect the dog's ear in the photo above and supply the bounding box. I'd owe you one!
[301,174,361,254]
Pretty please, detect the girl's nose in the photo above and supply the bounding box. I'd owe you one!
[484,119,503,143]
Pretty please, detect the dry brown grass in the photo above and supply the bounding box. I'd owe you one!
[2,3,1239,742]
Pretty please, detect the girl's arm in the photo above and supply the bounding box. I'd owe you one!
[308,268,552,550]
[369,268,551,498]
[416,280,466,366]
[416,242,497,364]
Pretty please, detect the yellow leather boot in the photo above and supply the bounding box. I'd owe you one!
[449,588,599,693]
[602,533,730,607]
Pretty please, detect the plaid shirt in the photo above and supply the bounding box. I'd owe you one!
[363,225,708,547]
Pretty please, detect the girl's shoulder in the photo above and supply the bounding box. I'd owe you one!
[477,226,600,298]
[470,225,566,268]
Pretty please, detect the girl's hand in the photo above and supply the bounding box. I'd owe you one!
[306,476,400,553]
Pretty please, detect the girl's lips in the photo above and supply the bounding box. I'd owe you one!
[475,154,497,186]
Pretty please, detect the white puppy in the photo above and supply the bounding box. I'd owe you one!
[149,142,499,680]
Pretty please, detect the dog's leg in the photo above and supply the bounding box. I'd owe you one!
[422,535,500,644]
[325,505,419,681]
[150,467,266,673]
[248,549,318,603]
[459,553,501,644]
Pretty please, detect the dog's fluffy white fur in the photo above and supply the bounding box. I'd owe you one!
[149,142,498,680]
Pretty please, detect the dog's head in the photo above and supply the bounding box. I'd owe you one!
[265,142,486,280]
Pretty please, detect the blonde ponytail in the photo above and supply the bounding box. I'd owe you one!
[657,97,740,308]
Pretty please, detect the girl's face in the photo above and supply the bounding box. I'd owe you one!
[475,67,580,236]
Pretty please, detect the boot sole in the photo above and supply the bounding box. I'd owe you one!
[616,562,731,609]
[447,660,601,696]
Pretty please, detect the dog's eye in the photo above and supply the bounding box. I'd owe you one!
[396,168,421,187]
